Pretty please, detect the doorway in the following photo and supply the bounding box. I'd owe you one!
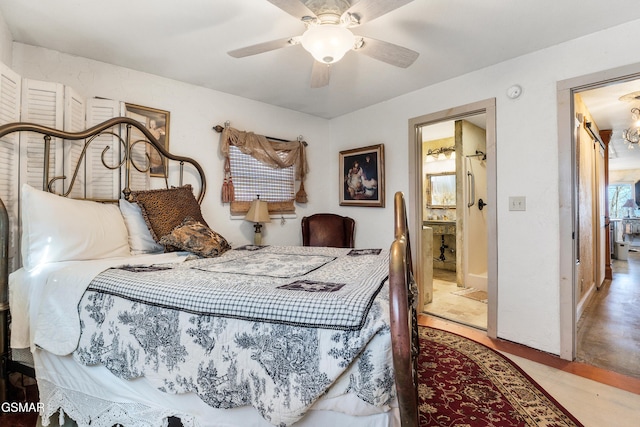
[558,63,640,370]
[408,99,498,338]
[563,75,640,377]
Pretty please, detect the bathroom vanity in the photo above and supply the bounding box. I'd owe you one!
[423,220,456,271]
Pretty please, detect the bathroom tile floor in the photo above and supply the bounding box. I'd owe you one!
[422,268,487,330]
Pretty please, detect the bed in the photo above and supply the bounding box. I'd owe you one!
[0,117,418,427]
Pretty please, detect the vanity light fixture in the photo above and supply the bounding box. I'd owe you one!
[426,147,456,161]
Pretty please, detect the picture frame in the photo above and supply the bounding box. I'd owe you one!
[339,144,385,207]
[125,103,170,177]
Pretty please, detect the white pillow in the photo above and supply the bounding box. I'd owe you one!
[21,184,131,271]
[119,199,164,255]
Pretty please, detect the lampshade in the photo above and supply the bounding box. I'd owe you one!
[623,198,636,208]
[300,24,355,64]
[245,198,271,223]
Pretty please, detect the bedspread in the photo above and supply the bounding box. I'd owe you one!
[86,246,388,330]
[73,246,395,426]
[14,252,190,355]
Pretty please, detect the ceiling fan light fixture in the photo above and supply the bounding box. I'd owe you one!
[300,24,355,64]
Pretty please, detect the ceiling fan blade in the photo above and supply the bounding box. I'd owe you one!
[310,61,330,88]
[354,36,418,68]
[343,0,414,25]
[267,0,316,20]
[228,37,297,58]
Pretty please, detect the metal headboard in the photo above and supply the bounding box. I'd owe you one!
[0,116,207,402]
[0,116,206,202]
[0,196,11,403]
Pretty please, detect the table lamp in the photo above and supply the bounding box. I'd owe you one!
[623,198,636,218]
[245,196,271,245]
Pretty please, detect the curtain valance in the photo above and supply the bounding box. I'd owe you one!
[220,126,308,203]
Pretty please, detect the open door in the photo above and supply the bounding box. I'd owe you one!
[409,98,497,337]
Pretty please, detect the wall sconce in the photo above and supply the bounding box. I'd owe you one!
[245,196,271,245]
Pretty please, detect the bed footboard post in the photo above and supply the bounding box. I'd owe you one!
[389,192,419,427]
[0,196,10,403]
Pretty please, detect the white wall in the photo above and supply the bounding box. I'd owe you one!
[0,11,12,65]
[9,18,640,355]
[329,19,640,354]
[10,43,331,248]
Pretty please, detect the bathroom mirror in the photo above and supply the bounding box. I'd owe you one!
[426,172,456,208]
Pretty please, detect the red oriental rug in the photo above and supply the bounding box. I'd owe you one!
[418,327,584,427]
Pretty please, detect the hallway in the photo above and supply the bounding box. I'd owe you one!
[576,249,640,378]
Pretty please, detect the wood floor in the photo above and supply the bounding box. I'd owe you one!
[577,249,640,378]
[419,247,640,427]
[419,246,640,426]
[425,248,640,381]
[421,315,640,394]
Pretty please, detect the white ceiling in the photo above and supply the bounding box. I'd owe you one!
[580,80,640,171]
[2,0,640,121]
[1,0,640,169]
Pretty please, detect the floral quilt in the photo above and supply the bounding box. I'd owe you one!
[74,246,395,426]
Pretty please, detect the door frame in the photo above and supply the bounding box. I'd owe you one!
[557,62,640,360]
[409,98,497,338]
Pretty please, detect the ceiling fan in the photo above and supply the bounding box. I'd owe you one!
[228,0,419,88]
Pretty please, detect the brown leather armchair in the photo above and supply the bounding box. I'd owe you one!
[301,214,355,248]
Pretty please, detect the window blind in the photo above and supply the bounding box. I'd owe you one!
[228,145,295,214]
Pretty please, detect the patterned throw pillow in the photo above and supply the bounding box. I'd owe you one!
[159,218,231,258]
[130,185,208,242]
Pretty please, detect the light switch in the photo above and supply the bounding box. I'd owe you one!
[509,196,526,211]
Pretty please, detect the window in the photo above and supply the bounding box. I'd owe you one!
[608,183,634,219]
[228,145,296,215]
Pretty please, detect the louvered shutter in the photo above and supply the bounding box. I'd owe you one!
[0,64,21,272]
[85,98,121,200]
[63,86,85,198]
[19,79,64,193]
